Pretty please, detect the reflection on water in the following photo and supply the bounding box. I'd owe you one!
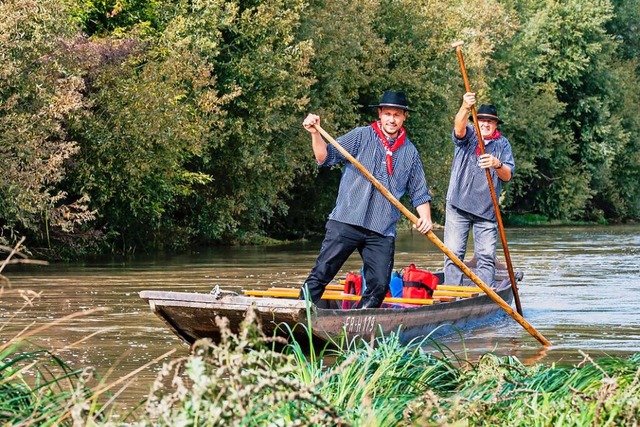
[1,224,639,409]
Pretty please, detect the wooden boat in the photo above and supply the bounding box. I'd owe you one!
[140,262,522,347]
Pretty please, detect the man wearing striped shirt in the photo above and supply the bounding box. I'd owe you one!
[299,90,433,309]
[444,92,515,287]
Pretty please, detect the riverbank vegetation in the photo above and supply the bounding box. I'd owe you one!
[2,304,639,426]
[1,0,639,257]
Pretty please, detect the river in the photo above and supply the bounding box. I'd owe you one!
[1,224,639,410]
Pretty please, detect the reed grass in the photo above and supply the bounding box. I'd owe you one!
[0,340,96,426]
[3,309,640,426]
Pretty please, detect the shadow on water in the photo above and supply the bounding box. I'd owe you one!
[1,224,639,408]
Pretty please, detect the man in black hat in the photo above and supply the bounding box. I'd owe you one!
[443,92,515,287]
[299,90,433,309]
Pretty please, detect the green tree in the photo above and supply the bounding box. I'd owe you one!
[607,0,640,62]
[65,34,211,252]
[604,0,640,219]
[63,0,315,251]
[0,0,94,249]
[491,0,637,221]
[3,0,639,257]
[69,0,162,35]
[169,0,315,244]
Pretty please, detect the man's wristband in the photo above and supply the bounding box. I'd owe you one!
[496,162,503,169]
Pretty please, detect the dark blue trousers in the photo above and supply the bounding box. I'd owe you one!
[300,220,395,308]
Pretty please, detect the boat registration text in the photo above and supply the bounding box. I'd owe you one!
[344,315,376,334]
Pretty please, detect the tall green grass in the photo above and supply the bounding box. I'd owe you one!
[140,307,640,426]
[417,351,640,426]
[0,341,96,426]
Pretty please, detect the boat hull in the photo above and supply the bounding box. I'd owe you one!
[140,281,514,347]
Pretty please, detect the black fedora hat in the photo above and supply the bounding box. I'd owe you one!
[474,104,503,124]
[368,90,415,112]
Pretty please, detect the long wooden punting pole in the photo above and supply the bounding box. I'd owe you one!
[313,124,551,347]
[451,40,523,316]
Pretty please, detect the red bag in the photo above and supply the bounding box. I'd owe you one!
[342,271,363,309]
[402,264,439,299]
[343,271,363,295]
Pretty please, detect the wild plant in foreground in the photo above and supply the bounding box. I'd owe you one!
[282,320,640,427]
[0,339,96,426]
[140,307,349,426]
[310,333,462,426]
[281,317,465,427]
[406,351,640,426]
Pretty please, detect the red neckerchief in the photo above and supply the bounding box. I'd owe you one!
[371,121,406,175]
[476,129,501,156]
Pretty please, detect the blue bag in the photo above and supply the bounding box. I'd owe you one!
[389,271,403,298]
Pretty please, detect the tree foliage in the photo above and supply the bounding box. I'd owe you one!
[492,0,640,221]
[0,0,95,249]
[0,0,638,256]
[65,34,211,252]
[164,0,315,244]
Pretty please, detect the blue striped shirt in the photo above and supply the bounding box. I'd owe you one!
[319,126,431,237]
[446,125,515,221]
